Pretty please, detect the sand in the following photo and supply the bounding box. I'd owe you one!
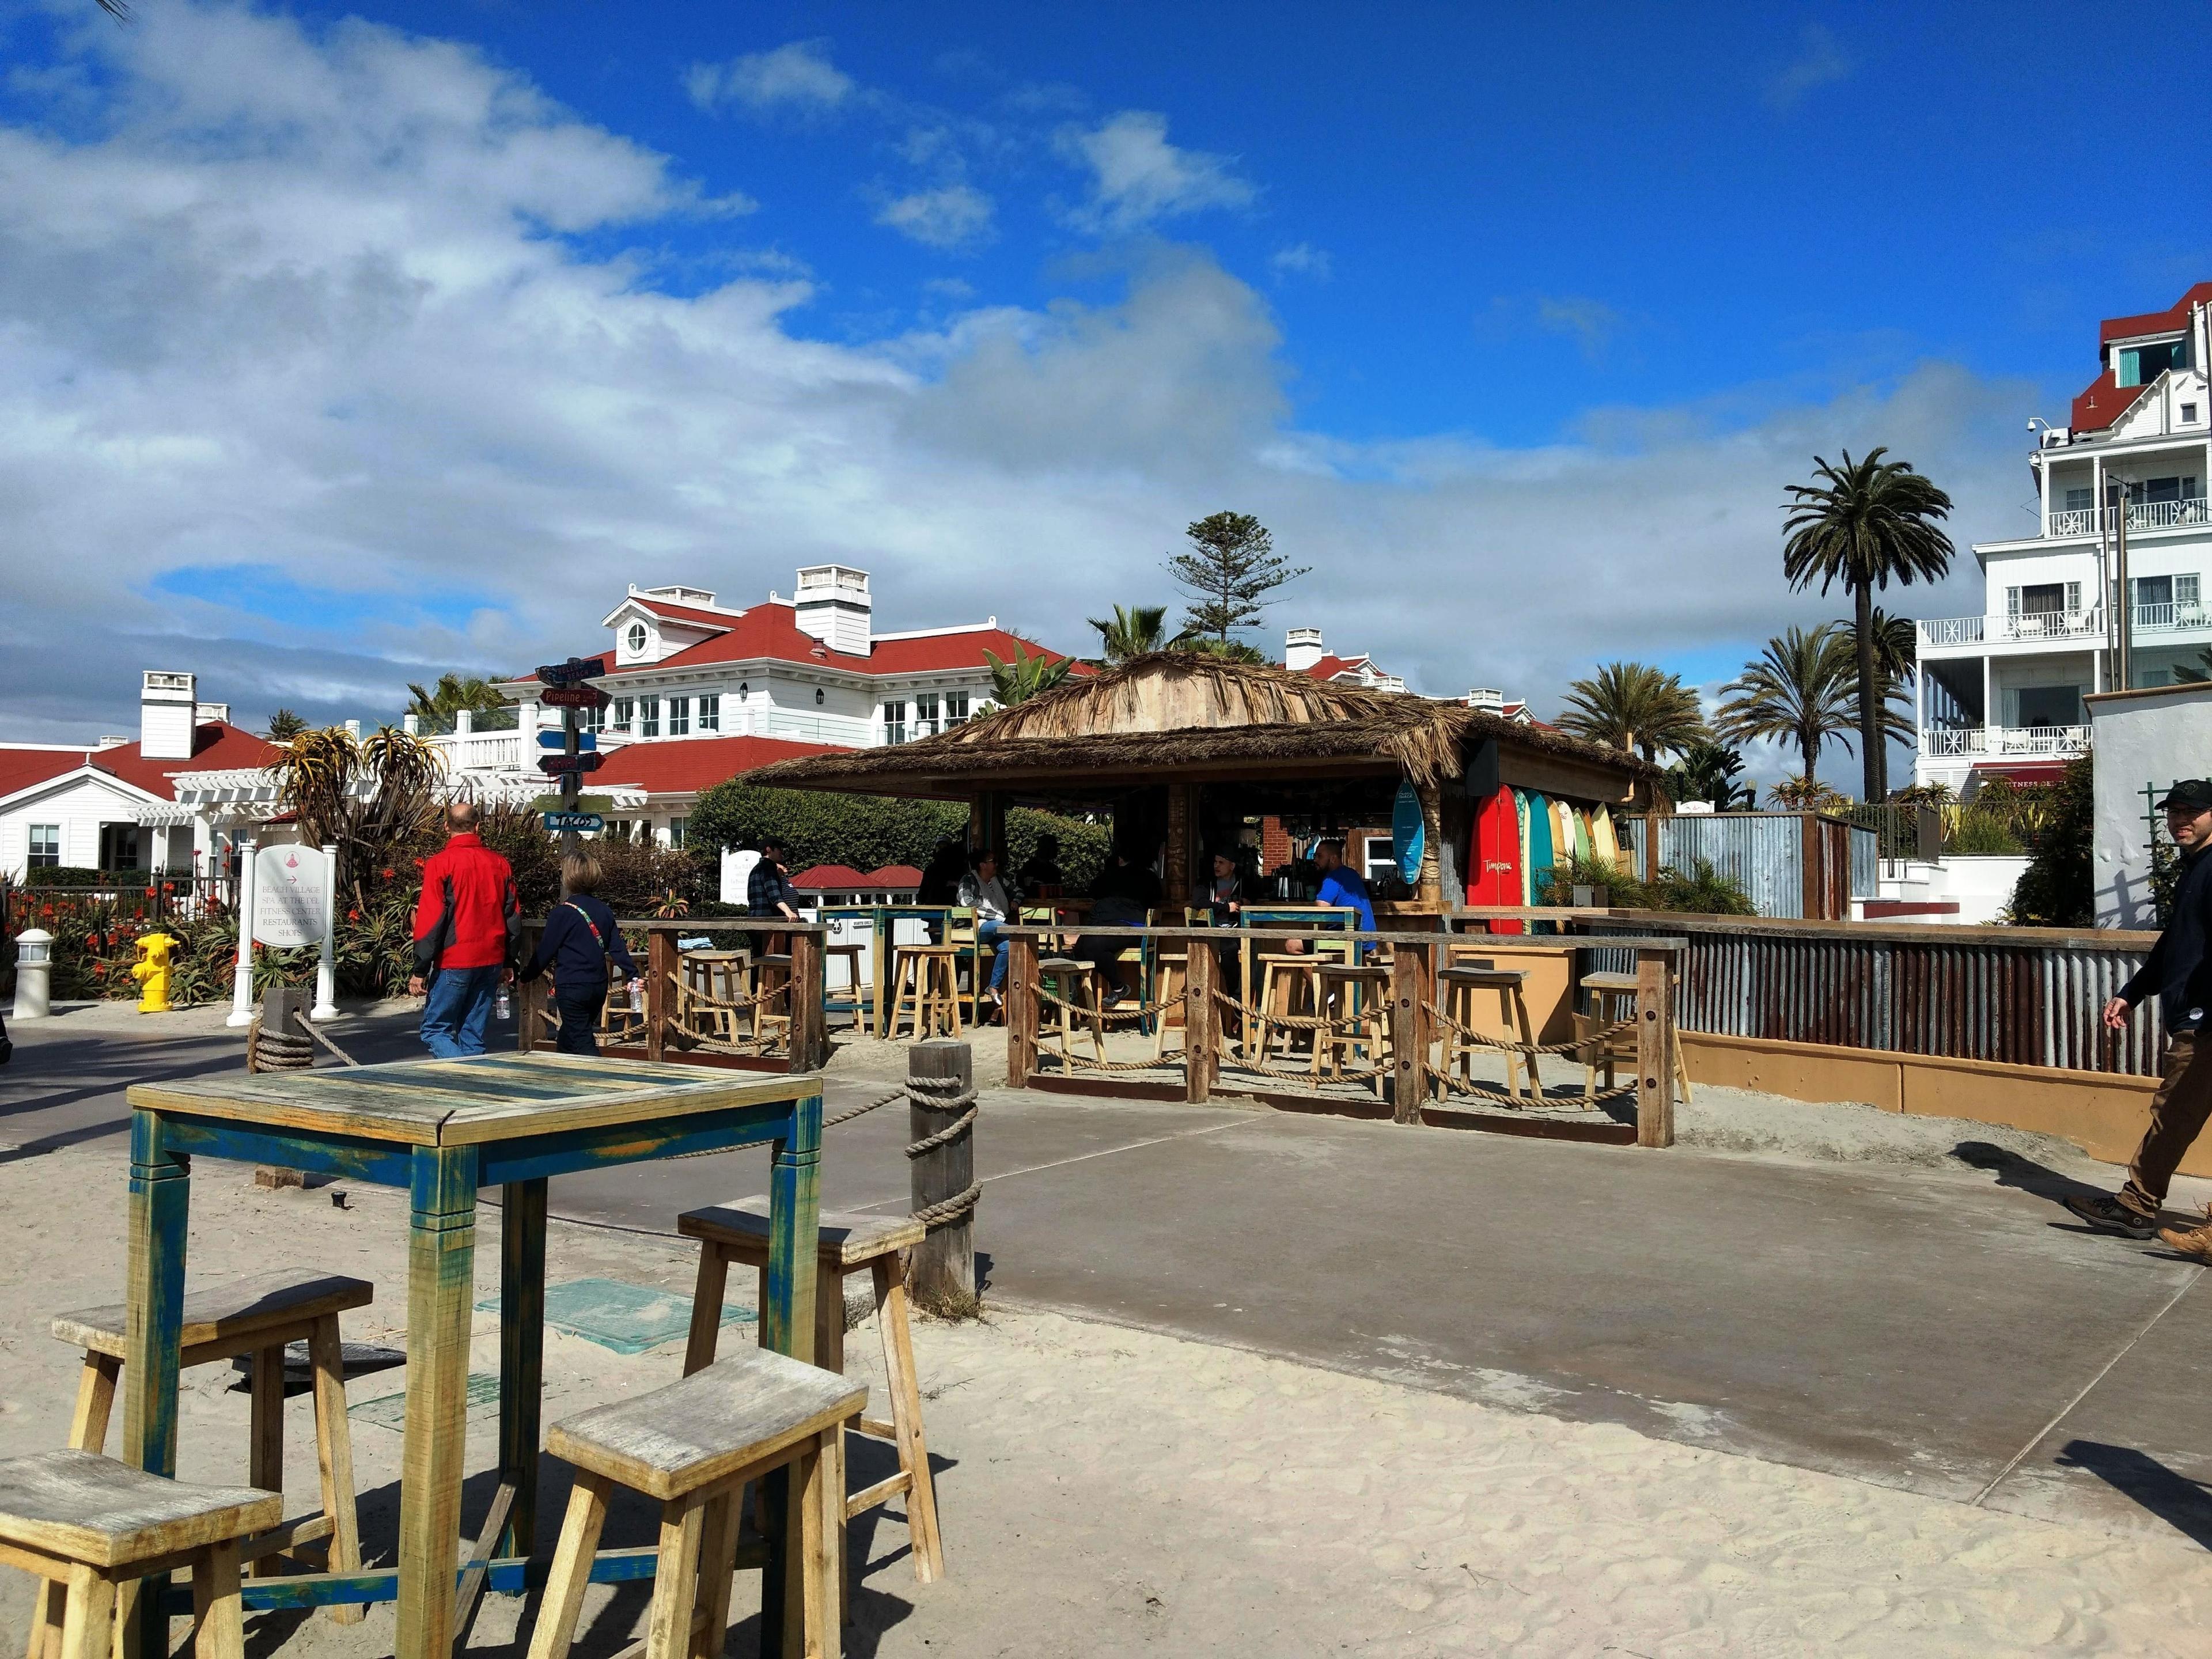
[3,1141,2210,1657]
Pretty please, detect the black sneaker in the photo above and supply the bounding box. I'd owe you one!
[2063,1192,2157,1238]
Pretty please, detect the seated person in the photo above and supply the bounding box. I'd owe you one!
[1018,833,1066,897]
[1313,838,1376,955]
[958,849,1016,1013]
[1075,844,1164,991]
[518,853,638,1056]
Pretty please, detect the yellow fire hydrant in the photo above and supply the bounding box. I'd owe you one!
[131,931,179,1013]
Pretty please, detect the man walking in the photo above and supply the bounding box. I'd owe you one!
[2065,779,2212,1250]
[408,801,521,1058]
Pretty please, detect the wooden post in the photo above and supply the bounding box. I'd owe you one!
[907,1040,975,1310]
[1183,937,1216,1104]
[498,1177,547,1558]
[1164,784,1194,907]
[119,1109,189,1659]
[788,930,827,1072]
[1416,782,1444,905]
[1388,939,1432,1124]
[1634,948,1675,1149]
[1799,812,1820,921]
[646,926,675,1062]
[1642,810,1662,885]
[396,1145,479,1659]
[1006,935,1039,1086]
[872,907,893,1039]
[516,923,544,1052]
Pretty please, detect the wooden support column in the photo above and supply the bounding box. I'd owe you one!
[1634,948,1676,1149]
[119,1110,189,1659]
[1642,810,1662,885]
[646,927,675,1062]
[1415,783,1444,905]
[516,923,544,1052]
[1799,813,1820,921]
[788,930,827,1071]
[1388,940,1433,1124]
[1183,938,1216,1104]
[907,1040,975,1310]
[498,1177,547,1558]
[396,1145,479,1659]
[1164,785,1194,906]
[1006,935,1039,1085]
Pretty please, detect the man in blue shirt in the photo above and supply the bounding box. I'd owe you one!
[1313,839,1374,930]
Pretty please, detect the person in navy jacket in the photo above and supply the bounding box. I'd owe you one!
[520,853,637,1056]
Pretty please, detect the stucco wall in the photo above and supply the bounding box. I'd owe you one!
[2087,680,2212,927]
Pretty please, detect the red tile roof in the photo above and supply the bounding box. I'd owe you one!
[0,748,91,801]
[630,596,740,632]
[590,734,840,795]
[1301,654,1372,681]
[2074,282,2212,432]
[863,863,923,889]
[2070,367,2150,434]
[594,604,1079,681]
[791,863,871,891]
[0,724,283,802]
[2099,282,2212,346]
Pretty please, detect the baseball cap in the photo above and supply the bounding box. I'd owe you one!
[2154,779,2212,812]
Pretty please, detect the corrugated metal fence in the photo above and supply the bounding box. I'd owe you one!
[1618,813,1877,919]
[1584,919,2161,1077]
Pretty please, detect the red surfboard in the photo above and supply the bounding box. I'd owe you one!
[1469,784,1524,935]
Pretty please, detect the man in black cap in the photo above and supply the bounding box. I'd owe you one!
[2066,778,2212,1248]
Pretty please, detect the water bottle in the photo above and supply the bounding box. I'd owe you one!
[495,981,512,1021]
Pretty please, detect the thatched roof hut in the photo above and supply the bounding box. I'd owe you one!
[744,653,1654,907]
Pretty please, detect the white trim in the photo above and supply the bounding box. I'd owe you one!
[0,763,168,815]
[869,620,1003,642]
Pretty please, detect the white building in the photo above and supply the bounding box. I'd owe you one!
[1915,282,2212,794]
[2086,679,2212,928]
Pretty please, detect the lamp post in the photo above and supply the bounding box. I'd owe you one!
[2111,476,2135,692]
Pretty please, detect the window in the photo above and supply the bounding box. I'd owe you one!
[697,694,720,732]
[579,701,604,734]
[2134,575,2174,608]
[2179,574,2202,611]
[881,699,907,745]
[2184,403,2200,425]
[2141,475,2202,504]
[639,695,661,738]
[2064,487,2093,512]
[2014,685,2082,729]
[612,697,634,733]
[626,622,649,654]
[913,692,940,738]
[2017,582,2067,616]
[2117,340,2184,387]
[668,695,690,737]
[944,690,969,728]
[26,824,60,869]
[669,817,688,849]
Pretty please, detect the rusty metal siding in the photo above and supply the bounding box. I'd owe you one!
[1658,815,1809,918]
[1848,825,1878,900]
[1588,921,2160,1077]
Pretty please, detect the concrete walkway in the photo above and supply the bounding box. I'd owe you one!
[8,1002,2210,1554]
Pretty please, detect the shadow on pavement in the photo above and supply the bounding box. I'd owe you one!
[2056,1439,2212,1550]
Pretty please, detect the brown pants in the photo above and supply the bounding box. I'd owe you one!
[2121,1031,2212,1215]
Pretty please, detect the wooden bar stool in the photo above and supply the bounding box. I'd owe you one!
[1577,970,1692,1103]
[888,946,963,1041]
[679,1200,945,1594]
[1437,964,1541,1104]
[528,1349,865,1659]
[1149,949,1188,1060]
[1252,953,1324,1066]
[6,1449,281,1659]
[824,944,866,1022]
[748,953,796,1048]
[1314,963,1392,1090]
[683,951,751,1041]
[1036,957,1105,1062]
[48,1270,368,1618]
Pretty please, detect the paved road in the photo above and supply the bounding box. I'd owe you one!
[7,1003,2207,1550]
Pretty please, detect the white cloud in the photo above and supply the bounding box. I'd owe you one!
[1270,243,1332,282]
[687,40,854,116]
[1766,22,1853,109]
[1534,295,1623,359]
[874,183,994,249]
[0,3,2022,750]
[1055,111,1256,233]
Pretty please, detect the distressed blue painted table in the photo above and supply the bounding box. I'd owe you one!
[118,1051,823,1659]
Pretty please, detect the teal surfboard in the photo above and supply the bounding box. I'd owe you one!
[1391,779,1426,886]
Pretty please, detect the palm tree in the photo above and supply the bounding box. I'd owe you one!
[981,645,1073,706]
[1556,662,1706,763]
[1839,605,1919,796]
[1665,738,1754,809]
[1087,605,1169,665]
[1782,449,1955,802]
[404,672,516,734]
[1171,633,1269,665]
[263,707,308,743]
[1715,625,1857,779]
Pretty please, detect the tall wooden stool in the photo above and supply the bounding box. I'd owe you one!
[1036,958,1105,1062]
[679,1200,945,1594]
[888,946,962,1041]
[1251,953,1324,1066]
[1437,964,1541,1104]
[824,944,866,1023]
[1149,949,1188,1060]
[748,953,796,1048]
[49,1270,367,1619]
[682,951,751,1042]
[6,1449,281,1659]
[1577,970,1691,1103]
[528,1349,865,1659]
[1314,963,1392,1089]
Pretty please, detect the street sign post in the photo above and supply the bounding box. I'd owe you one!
[535,657,603,686]
[537,729,597,751]
[538,751,606,777]
[543,812,605,834]
[536,661,611,867]
[539,684,611,710]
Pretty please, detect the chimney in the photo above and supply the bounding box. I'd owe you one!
[1465,688,1505,711]
[1284,627,1325,672]
[793,565,872,655]
[402,713,420,736]
[140,671,198,760]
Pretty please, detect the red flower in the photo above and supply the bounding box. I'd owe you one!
[347,909,360,922]
[144,887,156,897]
[380,868,395,879]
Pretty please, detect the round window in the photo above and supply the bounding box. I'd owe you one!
[626,622,648,654]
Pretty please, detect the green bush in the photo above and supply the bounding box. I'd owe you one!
[1538,853,1755,916]
[2009,755,2093,927]
[1945,813,2024,856]
[26,867,141,888]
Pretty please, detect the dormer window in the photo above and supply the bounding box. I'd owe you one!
[2116,339,2185,387]
[626,622,649,654]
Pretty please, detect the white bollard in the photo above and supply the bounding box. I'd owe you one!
[310,842,340,1022]
[12,928,53,1020]
[226,839,258,1028]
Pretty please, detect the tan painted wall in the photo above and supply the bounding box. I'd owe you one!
[1679,1030,2191,1175]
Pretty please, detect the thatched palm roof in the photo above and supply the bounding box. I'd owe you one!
[745,652,1653,798]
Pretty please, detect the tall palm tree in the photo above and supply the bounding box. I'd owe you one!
[1665,738,1755,809]
[404,672,516,734]
[1839,605,1919,772]
[1782,449,1955,802]
[1086,604,1169,665]
[263,707,308,743]
[1556,661,1707,763]
[1715,625,1857,780]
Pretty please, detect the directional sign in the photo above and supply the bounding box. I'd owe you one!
[539,684,611,710]
[537,751,607,777]
[543,812,605,834]
[537,729,597,751]
[536,657,603,686]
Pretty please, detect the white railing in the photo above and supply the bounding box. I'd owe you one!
[2133,602,2212,635]
[431,730,525,772]
[1921,725,2090,759]
[2044,498,2212,537]
[1917,609,2102,649]
[1918,615,1985,647]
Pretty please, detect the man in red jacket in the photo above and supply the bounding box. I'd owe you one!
[408,801,521,1057]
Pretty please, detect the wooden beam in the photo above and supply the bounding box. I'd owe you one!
[1006,936,1039,1086]
[1634,948,1675,1148]
[1388,940,1433,1124]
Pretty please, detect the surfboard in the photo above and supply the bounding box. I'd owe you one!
[1473,783,1524,934]
[1593,809,1621,876]
[1527,791,1555,897]
[1514,789,1533,906]
[1573,806,1593,865]
[1391,779,1426,887]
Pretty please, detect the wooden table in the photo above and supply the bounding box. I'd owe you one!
[118,1051,823,1659]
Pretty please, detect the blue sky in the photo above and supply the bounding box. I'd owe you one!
[2,0,2209,783]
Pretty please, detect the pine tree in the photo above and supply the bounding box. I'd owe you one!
[1166,512,1308,643]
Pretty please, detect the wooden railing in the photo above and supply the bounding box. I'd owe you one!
[515,918,829,1074]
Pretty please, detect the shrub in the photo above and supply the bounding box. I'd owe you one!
[1945,813,2024,856]
[2008,755,2093,927]
[1537,854,1755,916]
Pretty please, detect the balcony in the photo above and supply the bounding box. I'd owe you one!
[2043,498,2212,537]
[1921,725,2090,760]
[2133,601,2212,638]
[1916,609,2103,650]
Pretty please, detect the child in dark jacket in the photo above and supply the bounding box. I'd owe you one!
[520,853,637,1055]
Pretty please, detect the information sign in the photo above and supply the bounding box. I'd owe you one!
[540,685,611,710]
[539,751,607,776]
[543,812,606,834]
[252,844,329,948]
[535,657,602,685]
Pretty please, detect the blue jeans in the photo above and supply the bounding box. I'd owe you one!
[978,921,1010,993]
[421,964,500,1058]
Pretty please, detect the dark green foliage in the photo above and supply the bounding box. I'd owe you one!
[1663,740,1755,809]
[1168,511,1308,642]
[25,866,136,888]
[1538,853,1756,916]
[404,672,517,734]
[1004,809,1110,891]
[2008,756,2094,927]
